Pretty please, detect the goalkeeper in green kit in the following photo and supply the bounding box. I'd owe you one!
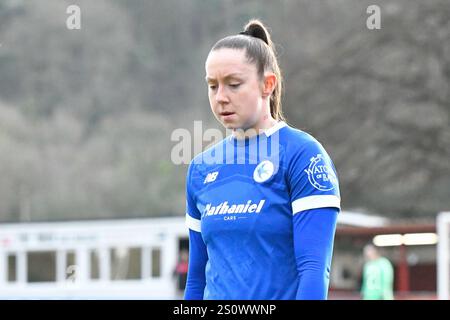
[361,244,394,300]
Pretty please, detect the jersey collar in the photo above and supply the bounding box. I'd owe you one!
[228,121,287,143]
[264,121,287,137]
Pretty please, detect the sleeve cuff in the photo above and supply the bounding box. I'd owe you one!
[185,213,201,232]
[292,195,341,215]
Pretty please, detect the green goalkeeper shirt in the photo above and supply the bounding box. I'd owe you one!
[361,257,394,300]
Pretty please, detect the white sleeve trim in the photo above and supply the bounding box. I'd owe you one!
[292,195,341,215]
[185,213,201,232]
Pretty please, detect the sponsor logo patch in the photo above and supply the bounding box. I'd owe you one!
[304,154,337,191]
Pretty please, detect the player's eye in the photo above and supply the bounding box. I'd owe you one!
[229,83,241,88]
[208,84,217,90]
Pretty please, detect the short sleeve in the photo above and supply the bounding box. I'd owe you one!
[185,162,202,232]
[287,141,341,215]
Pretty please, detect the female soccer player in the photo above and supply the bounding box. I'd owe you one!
[184,19,341,300]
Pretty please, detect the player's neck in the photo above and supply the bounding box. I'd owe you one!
[232,115,279,140]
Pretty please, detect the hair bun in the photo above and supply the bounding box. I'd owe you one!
[243,20,271,46]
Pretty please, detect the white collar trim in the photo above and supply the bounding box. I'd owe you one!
[264,121,287,137]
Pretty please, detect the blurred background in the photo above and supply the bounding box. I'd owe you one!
[0,0,449,299]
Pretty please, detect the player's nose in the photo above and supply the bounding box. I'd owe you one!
[215,85,229,104]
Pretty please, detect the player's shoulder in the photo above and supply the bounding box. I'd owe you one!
[279,123,327,155]
[187,137,228,176]
[379,257,394,267]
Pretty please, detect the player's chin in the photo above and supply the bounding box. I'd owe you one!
[218,118,241,129]
[221,121,242,130]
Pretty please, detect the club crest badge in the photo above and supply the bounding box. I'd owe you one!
[253,160,275,183]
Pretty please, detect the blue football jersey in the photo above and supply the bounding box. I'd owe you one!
[185,122,340,300]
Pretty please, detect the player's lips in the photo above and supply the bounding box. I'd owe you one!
[219,111,235,116]
[219,111,236,121]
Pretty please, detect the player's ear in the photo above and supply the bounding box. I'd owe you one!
[262,73,276,98]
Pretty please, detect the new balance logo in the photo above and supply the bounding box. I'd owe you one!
[204,171,219,184]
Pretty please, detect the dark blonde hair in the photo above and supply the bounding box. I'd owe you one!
[211,19,285,121]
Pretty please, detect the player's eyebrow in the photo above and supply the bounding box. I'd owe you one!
[205,73,244,82]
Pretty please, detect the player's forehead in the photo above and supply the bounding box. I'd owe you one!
[205,48,256,81]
